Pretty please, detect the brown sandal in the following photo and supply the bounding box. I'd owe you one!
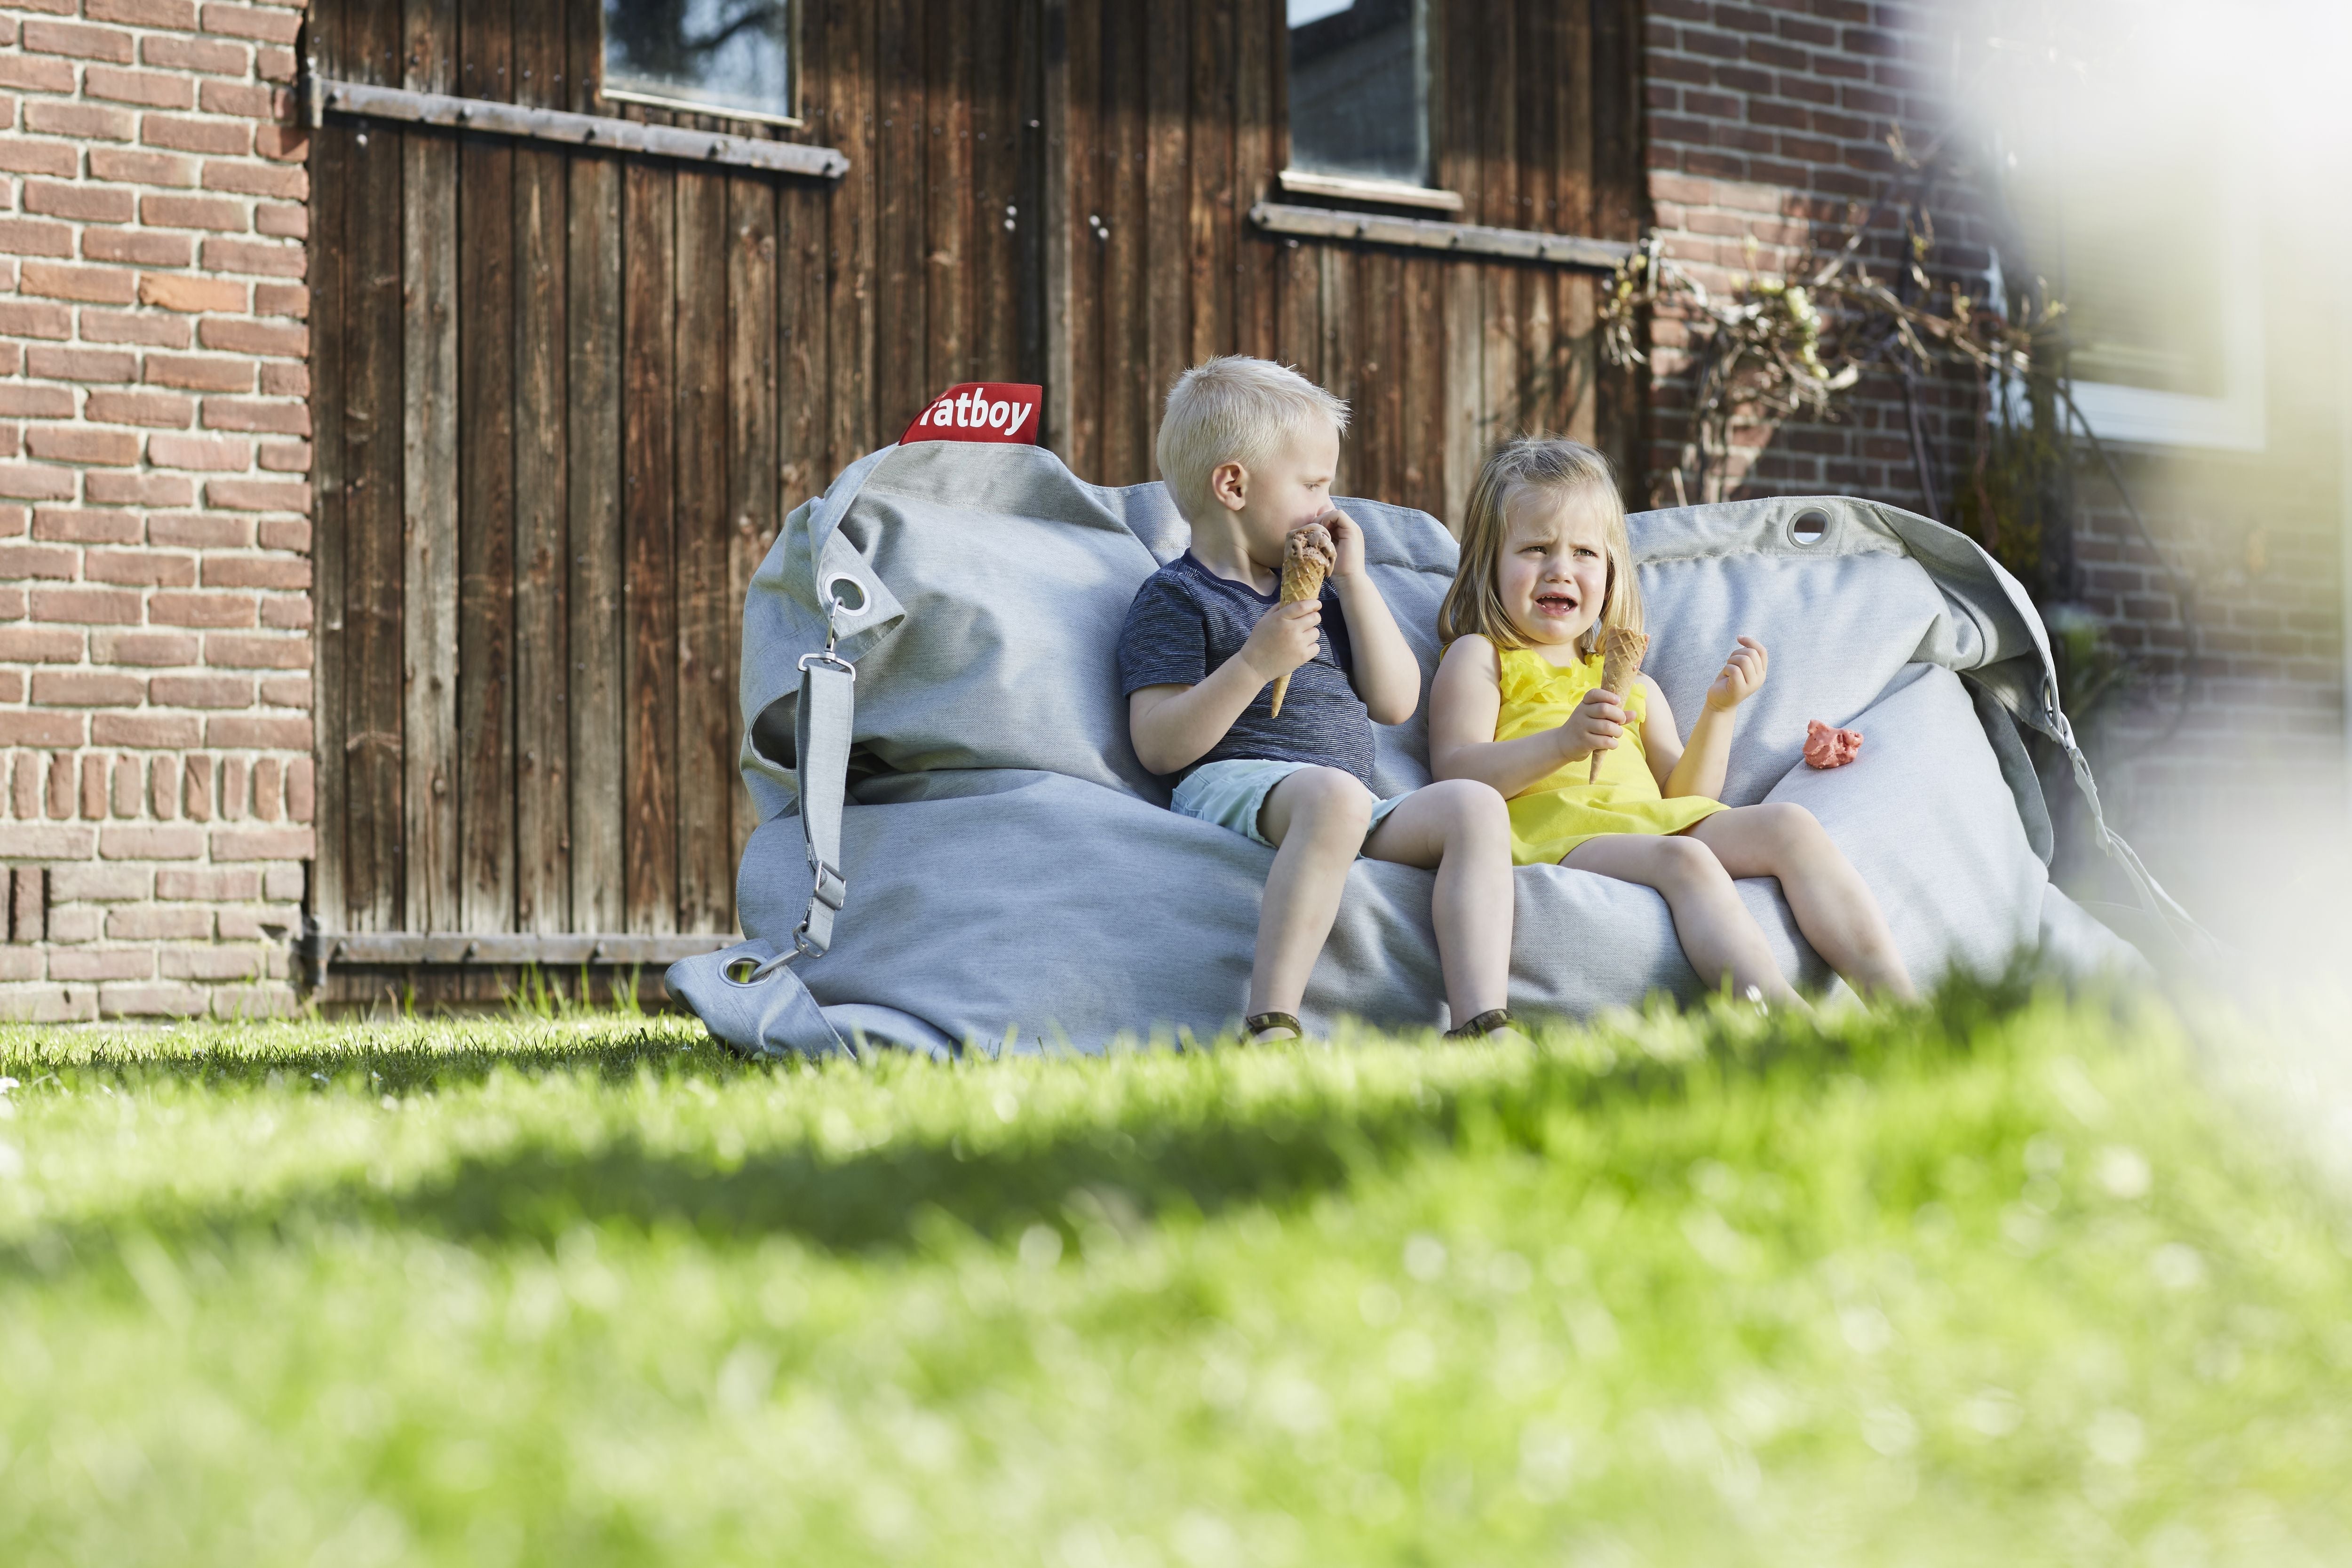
[1244,1011,1303,1044]
[1443,1008,1517,1042]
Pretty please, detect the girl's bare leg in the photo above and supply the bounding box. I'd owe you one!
[1563,833,1804,1005]
[1361,779,1515,1026]
[1685,804,1917,1002]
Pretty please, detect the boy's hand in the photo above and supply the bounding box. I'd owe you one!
[1239,598,1324,683]
[1561,687,1628,763]
[1704,637,1768,711]
[1313,507,1367,580]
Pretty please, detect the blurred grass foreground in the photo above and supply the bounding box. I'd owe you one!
[0,982,2347,1566]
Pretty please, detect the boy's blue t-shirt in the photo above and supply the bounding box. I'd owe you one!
[1115,552,1375,786]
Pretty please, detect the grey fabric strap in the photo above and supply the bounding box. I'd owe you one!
[664,645,859,1062]
[792,656,856,957]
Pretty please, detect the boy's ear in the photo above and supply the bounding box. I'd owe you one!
[1210,460,1248,512]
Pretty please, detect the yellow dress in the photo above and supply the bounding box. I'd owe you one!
[1493,644,1726,865]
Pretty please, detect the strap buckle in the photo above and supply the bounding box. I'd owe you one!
[809,859,847,912]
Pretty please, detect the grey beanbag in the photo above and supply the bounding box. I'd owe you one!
[687,440,2161,1057]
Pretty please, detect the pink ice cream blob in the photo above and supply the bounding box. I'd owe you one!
[1804,719,1863,769]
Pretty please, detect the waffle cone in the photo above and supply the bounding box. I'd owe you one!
[1589,626,1650,782]
[1269,525,1335,718]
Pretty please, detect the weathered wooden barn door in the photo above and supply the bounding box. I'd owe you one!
[1048,0,1646,519]
[304,0,833,999]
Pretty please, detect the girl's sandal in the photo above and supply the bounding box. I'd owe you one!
[1443,1008,1521,1043]
[1244,1011,1303,1045]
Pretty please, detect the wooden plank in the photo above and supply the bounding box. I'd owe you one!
[778,183,829,507]
[1559,0,1601,448]
[510,0,568,933]
[1366,247,1405,503]
[620,160,679,935]
[1142,0,1187,477]
[313,79,853,177]
[1589,0,1647,500]
[1097,0,1146,485]
[969,0,1024,385]
[726,175,779,871]
[511,0,564,111]
[778,8,830,505]
[1519,0,1559,435]
[320,931,736,967]
[926,0,972,390]
[1402,255,1447,519]
[1317,242,1349,495]
[1186,0,1235,364]
[1439,1,1485,524]
[456,0,510,102]
[1233,0,1277,362]
[1040,0,1073,456]
[673,168,733,934]
[1060,0,1101,477]
[454,0,516,935]
[401,0,460,934]
[309,120,349,929]
[820,0,878,476]
[567,152,625,933]
[1480,1,1520,459]
[875,0,925,431]
[343,17,408,933]
[1245,202,1633,268]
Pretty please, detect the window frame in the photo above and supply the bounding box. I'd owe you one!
[1279,0,1459,213]
[2058,189,2265,452]
[596,0,804,131]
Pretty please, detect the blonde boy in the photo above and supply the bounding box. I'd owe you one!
[1116,357,1518,1043]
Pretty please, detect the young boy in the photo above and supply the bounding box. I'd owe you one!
[1117,356,1518,1043]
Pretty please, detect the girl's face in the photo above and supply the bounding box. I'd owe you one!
[1495,484,1613,651]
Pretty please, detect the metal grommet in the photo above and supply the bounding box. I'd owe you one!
[1789,508,1830,546]
[823,574,868,616]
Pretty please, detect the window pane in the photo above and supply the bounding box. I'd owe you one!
[604,0,792,122]
[1287,0,1429,187]
[2008,136,2227,398]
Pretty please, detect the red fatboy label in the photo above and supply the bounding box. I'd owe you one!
[900,382,1041,446]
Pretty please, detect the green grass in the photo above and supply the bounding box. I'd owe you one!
[0,983,2347,1566]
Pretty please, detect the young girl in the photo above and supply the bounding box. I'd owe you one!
[1427,438,1916,1005]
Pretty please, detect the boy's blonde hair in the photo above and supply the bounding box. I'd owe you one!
[1436,437,1641,658]
[1156,356,1350,525]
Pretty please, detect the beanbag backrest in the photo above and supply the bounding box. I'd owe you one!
[737,443,1460,816]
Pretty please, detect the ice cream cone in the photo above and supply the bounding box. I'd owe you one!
[1269,523,1335,718]
[1589,626,1650,782]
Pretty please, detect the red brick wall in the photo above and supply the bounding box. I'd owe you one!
[0,0,310,1020]
[1635,0,2347,868]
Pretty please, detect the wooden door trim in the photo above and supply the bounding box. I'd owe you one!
[304,69,850,179]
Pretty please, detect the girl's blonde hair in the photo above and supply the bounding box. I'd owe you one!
[1436,437,1641,657]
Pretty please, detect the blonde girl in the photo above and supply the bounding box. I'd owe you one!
[1427,438,1915,1005]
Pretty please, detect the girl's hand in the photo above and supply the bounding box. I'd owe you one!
[1315,507,1367,580]
[1704,637,1768,711]
[1560,686,1628,762]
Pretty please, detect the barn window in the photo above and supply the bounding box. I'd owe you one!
[601,0,797,127]
[1995,60,2260,450]
[1282,0,1455,210]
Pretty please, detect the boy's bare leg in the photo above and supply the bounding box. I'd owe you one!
[1361,779,1515,1027]
[1249,767,1377,1028]
[1563,833,1805,1006]
[1685,805,1917,1002]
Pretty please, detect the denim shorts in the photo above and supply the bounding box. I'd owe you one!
[1168,758,1408,850]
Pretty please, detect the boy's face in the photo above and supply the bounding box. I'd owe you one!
[1498,485,1612,649]
[1214,422,1340,562]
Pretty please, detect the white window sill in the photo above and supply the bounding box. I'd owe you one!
[1278,168,1462,213]
[600,85,804,131]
